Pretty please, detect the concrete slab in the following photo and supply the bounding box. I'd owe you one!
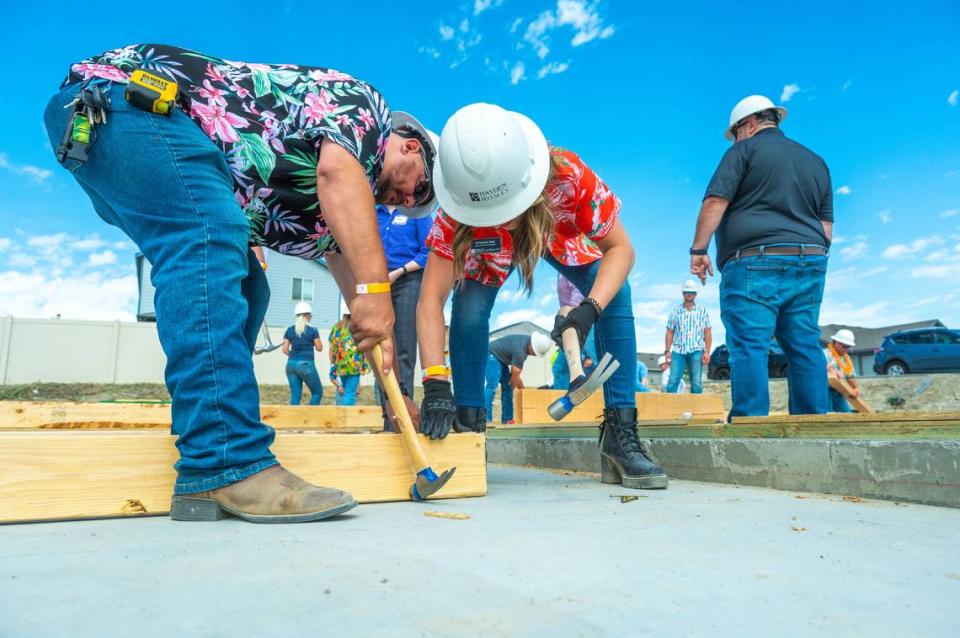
[1,466,958,637]
[488,437,960,508]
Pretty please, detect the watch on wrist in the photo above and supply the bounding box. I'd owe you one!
[689,247,708,256]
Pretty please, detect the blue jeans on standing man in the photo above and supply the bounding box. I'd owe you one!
[720,250,829,417]
[449,256,637,412]
[44,82,278,494]
[666,350,704,393]
[484,354,514,422]
[286,360,323,405]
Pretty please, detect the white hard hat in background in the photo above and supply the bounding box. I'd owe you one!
[392,111,439,219]
[657,355,668,367]
[530,331,553,356]
[434,102,551,228]
[725,95,788,140]
[339,298,350,317]
[294,302,312,316]
[682,280,699,293]
[831,329,856,347]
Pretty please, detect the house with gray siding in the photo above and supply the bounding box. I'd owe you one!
[136,251,342,329]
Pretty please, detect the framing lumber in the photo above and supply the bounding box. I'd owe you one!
[513,389,725,424]
[487,419,960,441]
[828,377,873,413]
[0,402,383,432]
[0,431,485,524]
[732,411,960,424]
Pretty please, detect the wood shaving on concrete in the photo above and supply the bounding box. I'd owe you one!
[120,499,147,514]
[424,511,470,520]
[791,526,807,532]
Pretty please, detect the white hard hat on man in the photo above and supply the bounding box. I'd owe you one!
[725,95,788,141]
[830,329,856,347]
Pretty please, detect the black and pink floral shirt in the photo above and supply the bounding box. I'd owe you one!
[64,44,392,259]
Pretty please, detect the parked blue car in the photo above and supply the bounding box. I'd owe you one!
[873,328,960,375]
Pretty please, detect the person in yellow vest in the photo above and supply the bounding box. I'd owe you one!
[824,329,859,412]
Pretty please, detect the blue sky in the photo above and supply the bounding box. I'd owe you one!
[1,0,958,351]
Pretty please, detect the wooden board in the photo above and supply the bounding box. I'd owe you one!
[513,389,725,424]
[0,431,485,524]
[829,377,873,413]
[487,420,960,441]
[0,402,383,432]
[732,411,960,424]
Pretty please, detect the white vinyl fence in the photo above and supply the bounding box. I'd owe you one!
[0,316,551,388]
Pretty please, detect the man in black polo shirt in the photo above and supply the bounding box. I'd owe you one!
[688,95,832,417]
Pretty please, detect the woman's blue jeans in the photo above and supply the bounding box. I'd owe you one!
[43,83,277,494]
[286,360,323,405]
[484,354,513,422]
[450,256,637,410]
[720,253,829,417]
[336,375,361,406]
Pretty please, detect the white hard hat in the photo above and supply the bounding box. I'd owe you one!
[392,111,440,218]
[657,355,668,367]
[530,331,553,356]
[725,95,788,140]
[294,302,312,316]
[339,297,350,317]
[831,329,856,347]
[682,279,699,293]
[433,103,550,228]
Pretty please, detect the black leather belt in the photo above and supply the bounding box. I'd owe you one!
[735,245,828,258]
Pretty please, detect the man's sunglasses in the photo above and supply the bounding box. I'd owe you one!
[396,126,435,207]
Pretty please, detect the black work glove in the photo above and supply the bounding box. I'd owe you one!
[551,301,599,348]
[420,379,456,440]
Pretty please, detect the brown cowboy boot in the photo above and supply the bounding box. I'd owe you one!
[170,465,357,523]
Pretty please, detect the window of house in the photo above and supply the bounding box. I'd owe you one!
[292,278,314,302]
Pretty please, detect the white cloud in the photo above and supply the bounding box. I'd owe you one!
[942,209,960,219]
[71,235,107,251]
[510,61,526,85]
[842,79,853,91]
[439,24,454,40]
[949,90,959,107]
[498,287,528,303]
[538,292,558,307]
[0,153,53,184]
[474,0,502,15]
[88,250,117,266]
[0,237,10,251]
[909,262,960,279]
[537,60,571,79]
[883,236,943,259]
[509,17,523,33]
[835,185,852,195]
[460,18,470,33]
[0,270,137,320]
[878,210,892,224]
[523,0,615,60]
[492,308,555,330]
[838,240,868,262]
[780,83,801,102]
[419,46,441,59]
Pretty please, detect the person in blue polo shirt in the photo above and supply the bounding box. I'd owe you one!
[376,204,433,405]
[688,95,833,418]
[282,302,324,406]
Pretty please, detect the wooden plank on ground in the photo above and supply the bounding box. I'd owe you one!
[514,389,725,424]
[0,431,485,524]
[0,402,383,432]
[829,377,873,413]
[487,421,960,441]
[732,411,960,425]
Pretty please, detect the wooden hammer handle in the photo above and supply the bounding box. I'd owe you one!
[370,343,430,471]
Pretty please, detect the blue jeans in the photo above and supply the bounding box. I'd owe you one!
[720,252,829,417]
[666,351,704,394]
[44,83,277,494]
[336,375,361,406]
[449,256,637,410]
[551,327,597,390]
[375,270,422,410]
[828,388,852,413]
[286,359,323,405]
[484,354,514,422]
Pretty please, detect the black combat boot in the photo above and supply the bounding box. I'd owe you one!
[599,407,668,489]
[453,407,487,433]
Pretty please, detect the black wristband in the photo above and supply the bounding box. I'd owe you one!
[689,247,708,256]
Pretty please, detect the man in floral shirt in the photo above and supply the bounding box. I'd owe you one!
[43,44,437,524]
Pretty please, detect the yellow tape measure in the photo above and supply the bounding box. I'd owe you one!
[125,69,179,115]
